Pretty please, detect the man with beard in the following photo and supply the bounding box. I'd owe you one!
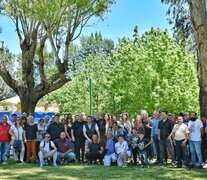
[188,112,204,169]
[54,132,75,164]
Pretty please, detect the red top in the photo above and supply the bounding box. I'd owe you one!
[0,122,11,142]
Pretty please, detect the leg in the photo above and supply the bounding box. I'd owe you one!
[153,135,160,163]
[194,141,202,165]
[52,151,57,166]
[80,141,85,162]
[132,148,137,164]
[1,142,9,162]
[75,141,81,162]
[31,140,37,162]
[159,140,165,164]
[175,140,182,166]
[65,152,75,163]
[120,152,127,166]
[56,152,62,164]
[20,141,25,162]
[26,141,31,162]
[104,154,111,166]
[189,140,196,165]
[166,139,175,163]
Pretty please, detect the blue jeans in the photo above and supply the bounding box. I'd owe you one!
[56,151,75,164]
[189,140,202,165]
[0,141,9,163]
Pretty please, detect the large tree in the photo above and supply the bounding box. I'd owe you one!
[0,0,114,114]
[161,0,207,116]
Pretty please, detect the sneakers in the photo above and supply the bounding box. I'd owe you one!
[197,165,203,169]
[2,162,7,165]
[53,164,57,167]
[40,164,44,167]
[122,165,127,168]
[187,164,195,169]
[203,163,207,169]
[171,163,176,167]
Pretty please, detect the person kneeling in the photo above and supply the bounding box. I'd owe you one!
[54,132,75,165]
[85,134,104,164]
[104,130,117,166]
[115,134,130,167]
[38,133,57,167]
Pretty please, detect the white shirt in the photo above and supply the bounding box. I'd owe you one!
[11,125,24,140]
[115,140,129,154]
[83,123,99,132]
[188,119,203,141]
[40,140,55,153]
[172,123,189,141]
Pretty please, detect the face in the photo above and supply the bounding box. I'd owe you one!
[118,136,124,143]
[161,112,167,120]
[177,116,183,124]
[153,111,159,118]
[92,134,98,142]
[12,115,17,122]
[122,113,127,120]
[54,116,60,122]
[112,123,117,129]
[44,117,49,123]
[87,117,92,123]
[60,132,66,139]
[104,114,109,121]
[184,113,190,120]
[27,116,33,124]
[16,118,21,125]
[142,113,148,120]
[190,112,196,120]
[78,114,83,121]
[136,115,142,124]
[2,116,8,123]
[132,129,137,134]
[44,134,51,142]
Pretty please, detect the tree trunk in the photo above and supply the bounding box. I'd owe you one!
[19,92,39,115]
[189,0,207,117]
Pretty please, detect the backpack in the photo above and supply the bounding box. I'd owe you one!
[43,140,53,151]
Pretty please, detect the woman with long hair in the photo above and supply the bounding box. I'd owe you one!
[64,116,73,140]
[9,117,25,163]
[99,113,111,141]
[23,115,38,163]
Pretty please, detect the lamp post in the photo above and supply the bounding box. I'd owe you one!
[86,77,92,115]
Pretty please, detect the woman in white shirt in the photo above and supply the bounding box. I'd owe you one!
[9,117,25,163]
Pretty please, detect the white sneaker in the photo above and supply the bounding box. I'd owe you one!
[53,164,57,167]
[40,164,44,167]
[122,165,127,168]
[2,162,7,165]
[203,163,207,169]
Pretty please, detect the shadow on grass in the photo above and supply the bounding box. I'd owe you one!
[0,160,206,180]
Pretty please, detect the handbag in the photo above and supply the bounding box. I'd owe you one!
[13,126,22,153]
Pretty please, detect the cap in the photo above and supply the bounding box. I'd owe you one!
[54,113,60,117]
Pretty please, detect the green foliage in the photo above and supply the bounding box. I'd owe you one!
[47,28,199,116]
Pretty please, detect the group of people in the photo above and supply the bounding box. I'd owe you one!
[0,110,206,169]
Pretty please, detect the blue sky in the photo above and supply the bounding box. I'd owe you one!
[0,0,172,53]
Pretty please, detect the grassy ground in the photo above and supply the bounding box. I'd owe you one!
[0,159,207,180]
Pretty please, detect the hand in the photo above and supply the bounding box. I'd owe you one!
[173,140,176,146]
[151,138,154,144]
[167,136,171,140]
[181,141,186,147]
[24,139,27,143]
[99,150,103,154]
[88,139,92,143]
[60,153,65,158]
[72,137,75,142]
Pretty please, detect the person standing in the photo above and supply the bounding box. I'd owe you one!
[46,113,64,141]
[23,115,38,163]
[71,113,85,163]
[172,116,189,168]
[9,117,25,163]
[188,112,203,169]
[150,110,161,164]
[158,110,175,166]
[0,115,11,164]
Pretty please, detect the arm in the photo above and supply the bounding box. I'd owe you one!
[23,130,27,143]
[9,128,14,136]
[158,129,160,140]
[83,132,92,143]
[64,124,71,140]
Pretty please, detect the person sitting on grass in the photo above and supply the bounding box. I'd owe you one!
[115,134,130,167]
[104,130,117,166]
[137,132,151,167]
[85,134,104,164]
[54,132,75,165]
[38,133,57,167]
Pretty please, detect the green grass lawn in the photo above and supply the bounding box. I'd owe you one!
[0,160,207,180]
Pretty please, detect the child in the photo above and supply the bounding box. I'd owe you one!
[127,127,139,165]
[137,132,151,167]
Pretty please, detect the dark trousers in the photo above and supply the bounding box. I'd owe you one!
[85,151,103,162]
[175,140,189,166]
[153,135,160,162]
[159,139,175,164]
[132,147,138,163]
[75,140,85,162]
[201,141,207,163]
